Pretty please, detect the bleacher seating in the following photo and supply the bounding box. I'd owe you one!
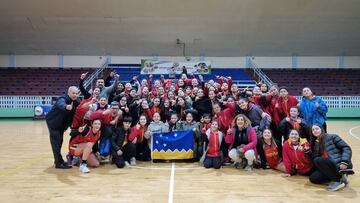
[6,67,358,97]
[0,68,96,95]
[0,67,254,96]
[245,68,360,96]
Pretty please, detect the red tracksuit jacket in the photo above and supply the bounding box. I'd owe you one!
[282,138,313,175]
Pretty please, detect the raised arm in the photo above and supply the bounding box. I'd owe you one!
[79,72,91,99]
[101,74,119,99]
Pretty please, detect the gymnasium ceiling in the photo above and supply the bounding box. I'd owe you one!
[0,0,360,56]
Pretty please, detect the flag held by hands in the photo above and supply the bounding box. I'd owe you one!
[151,130,194,160]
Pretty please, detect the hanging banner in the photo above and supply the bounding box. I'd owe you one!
[140,59,211,75]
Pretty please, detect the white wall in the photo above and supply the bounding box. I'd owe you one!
[0,55,359,69]
[15,55,58,67]
[0,55,8,67]
[343,57,360,68]
[64,56,106,67]
[297,57,338,69]
[251,57,291,68]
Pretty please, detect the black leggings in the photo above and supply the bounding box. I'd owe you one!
[135,141,151,161]
[309,157,341,184]
[204,156,222,169]
[111,143,136,168]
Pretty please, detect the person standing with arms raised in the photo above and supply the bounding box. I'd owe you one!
[46,86,80,169]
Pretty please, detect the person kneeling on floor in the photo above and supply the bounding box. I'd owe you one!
[308,124,354,191]
[111,116,136,168]
[226,114,258,171]
[200,120,223,169]
[282,129,313,177]
[68,119,102,173]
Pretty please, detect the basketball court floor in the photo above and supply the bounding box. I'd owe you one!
[0,119,359,203]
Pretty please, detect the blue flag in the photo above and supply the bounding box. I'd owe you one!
[152,130,194,160]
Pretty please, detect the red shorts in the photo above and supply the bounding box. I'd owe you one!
[69,144,79,156]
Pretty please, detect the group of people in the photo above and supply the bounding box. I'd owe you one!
[46,70,354,191]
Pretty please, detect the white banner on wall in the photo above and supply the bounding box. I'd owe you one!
[140,59,211,75]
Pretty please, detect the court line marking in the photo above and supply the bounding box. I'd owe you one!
[168,162,175,203]
[128,165,205,170]
[349,125,360,141]
[0,154,49,177]
[2,124,360,178]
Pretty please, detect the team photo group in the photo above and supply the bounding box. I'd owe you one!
[46,70,354,192]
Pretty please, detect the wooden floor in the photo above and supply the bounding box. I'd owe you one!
[0,120,359,203]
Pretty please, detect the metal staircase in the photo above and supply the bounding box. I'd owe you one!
[248,59,274,87]
[83,60,109,90]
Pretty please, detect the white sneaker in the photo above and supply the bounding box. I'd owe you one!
[130,157,136,166]
[79,163,90,173]
[326,182,337,190]
[327,181,346,191]
[100,155,110,164]
[124,161,130,167]
[244,165,253,171]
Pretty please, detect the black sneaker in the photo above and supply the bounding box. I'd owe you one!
[339,169,355,175]
[261,164,271,170]
[55,163,72,169]
[234,159,246,169]
[253,160,262,169]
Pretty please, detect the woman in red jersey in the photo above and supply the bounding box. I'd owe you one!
[69,119,102,173]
